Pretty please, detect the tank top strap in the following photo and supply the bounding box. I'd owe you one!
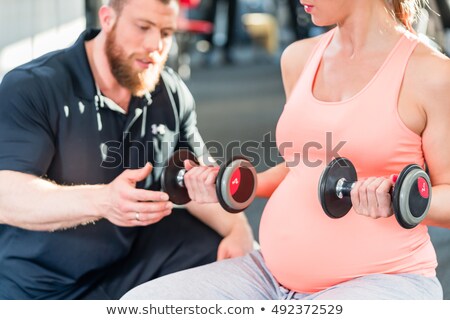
[302,28,336,78]
[290,28,336,98]
[370,31,419,98]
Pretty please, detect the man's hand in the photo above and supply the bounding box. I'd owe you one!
[101,163,173,227]
[217,218,254,260]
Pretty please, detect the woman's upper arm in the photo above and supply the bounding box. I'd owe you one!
[422,58,450,185]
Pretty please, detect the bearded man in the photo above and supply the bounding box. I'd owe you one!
[0,0,253,299]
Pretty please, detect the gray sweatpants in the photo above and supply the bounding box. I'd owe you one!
[121,250,443,300]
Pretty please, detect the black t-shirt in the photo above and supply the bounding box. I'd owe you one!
[0,29,207,298]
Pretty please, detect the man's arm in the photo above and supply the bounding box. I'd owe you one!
[0,164,172,231]
[0,171,100,230]
[169,68,254,258]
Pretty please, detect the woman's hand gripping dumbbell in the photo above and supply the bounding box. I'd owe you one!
[318,157,431,229]
[161,149,258,213]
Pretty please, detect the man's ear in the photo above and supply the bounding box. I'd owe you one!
[98,5,117,32]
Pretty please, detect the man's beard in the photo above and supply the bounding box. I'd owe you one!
[105,25,168,97]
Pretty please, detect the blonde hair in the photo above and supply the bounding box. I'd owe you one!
[390,0,428,31]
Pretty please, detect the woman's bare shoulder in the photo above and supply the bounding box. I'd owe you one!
[410,40,449,83]
[280,34,324,97]
[281,35,322,76]
[408,40,450,113]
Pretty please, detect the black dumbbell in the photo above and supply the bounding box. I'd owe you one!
[161,149,258,213]
[318,157,431,229]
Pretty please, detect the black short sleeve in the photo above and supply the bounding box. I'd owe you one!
[0,69,56,176]
[168,71,209,159]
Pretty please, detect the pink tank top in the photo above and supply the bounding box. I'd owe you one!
[259,28,437,293]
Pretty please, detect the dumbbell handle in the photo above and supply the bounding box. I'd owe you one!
[175,167,220,188]
[336,177,397,199]
[176,169,187,187]
[336,178,355,199]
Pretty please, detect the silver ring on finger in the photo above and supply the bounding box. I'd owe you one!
[135,212,141,221]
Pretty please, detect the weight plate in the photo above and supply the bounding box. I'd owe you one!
[161,149,198,205]
[216,156,257,213]
[318,157,357,219]
[392,164,431,229]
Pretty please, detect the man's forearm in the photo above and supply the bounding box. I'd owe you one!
[185,201,252,237]
[0,171,102,231]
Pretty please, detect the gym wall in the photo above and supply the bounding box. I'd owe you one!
[0,0,85,80]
